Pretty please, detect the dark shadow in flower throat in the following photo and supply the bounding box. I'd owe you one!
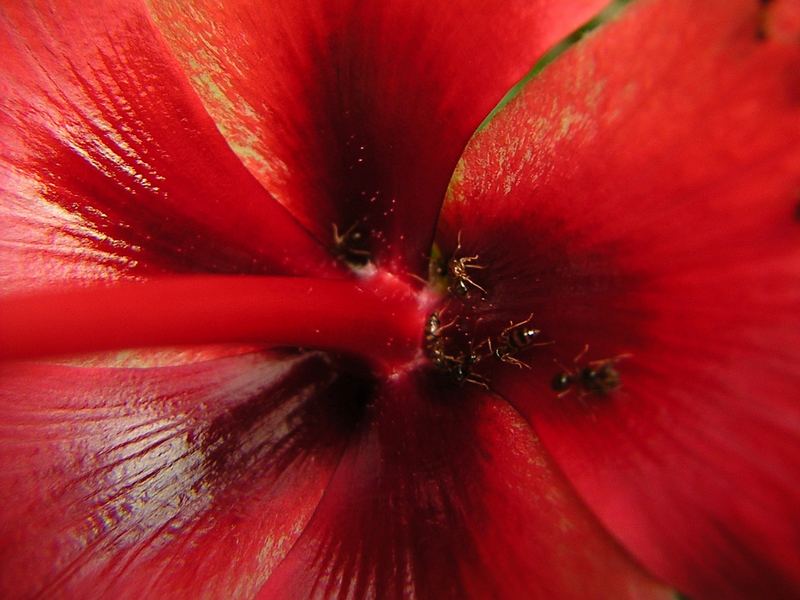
[197,353,375,493]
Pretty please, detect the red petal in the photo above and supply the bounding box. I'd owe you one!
[0,352,359,598]
[0,0,334,296]
[440,1,800,598]
[256,377,670,599]
[148,0,611,273]
[764,0,800,43]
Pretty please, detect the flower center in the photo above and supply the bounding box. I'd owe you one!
[418,235,626,398]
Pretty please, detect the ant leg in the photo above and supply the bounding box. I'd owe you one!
[465,375,491,390]
[501,313,534,337]
[501,354,531,369]
[587,352,633,368]
[332,220,359,243]
[573,344,590,364]
[461,255,486,270]
[453,232,484,268]
[470,338,491,361]
[438,315,459,332]
[332,222,343,245]
[460,272,488,295]
[347,248,372,257]
[611,352,634,363]
[332,221,371,259]
[553,358,575,379]
[407,272,429,285]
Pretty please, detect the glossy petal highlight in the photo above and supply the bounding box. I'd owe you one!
[0,0,334,297]
[0,352,365,599]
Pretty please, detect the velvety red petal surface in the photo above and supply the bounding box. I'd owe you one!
[441,0,800,598]
[148,0,610,273]
[0,0,333,296]
[0,352,367,599]
[256,376,669,599]
[764,0,800,43]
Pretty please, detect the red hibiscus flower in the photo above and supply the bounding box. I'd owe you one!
[1,0,798,598]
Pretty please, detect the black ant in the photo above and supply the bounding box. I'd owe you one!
[424,312,489,389]
[332,221,371,266]
[551,345,631,397]
[448,231,487,297]
[448,349,490,390]
[486,314,552,369]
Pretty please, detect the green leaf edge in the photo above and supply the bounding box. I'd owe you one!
[475,0,638,134]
